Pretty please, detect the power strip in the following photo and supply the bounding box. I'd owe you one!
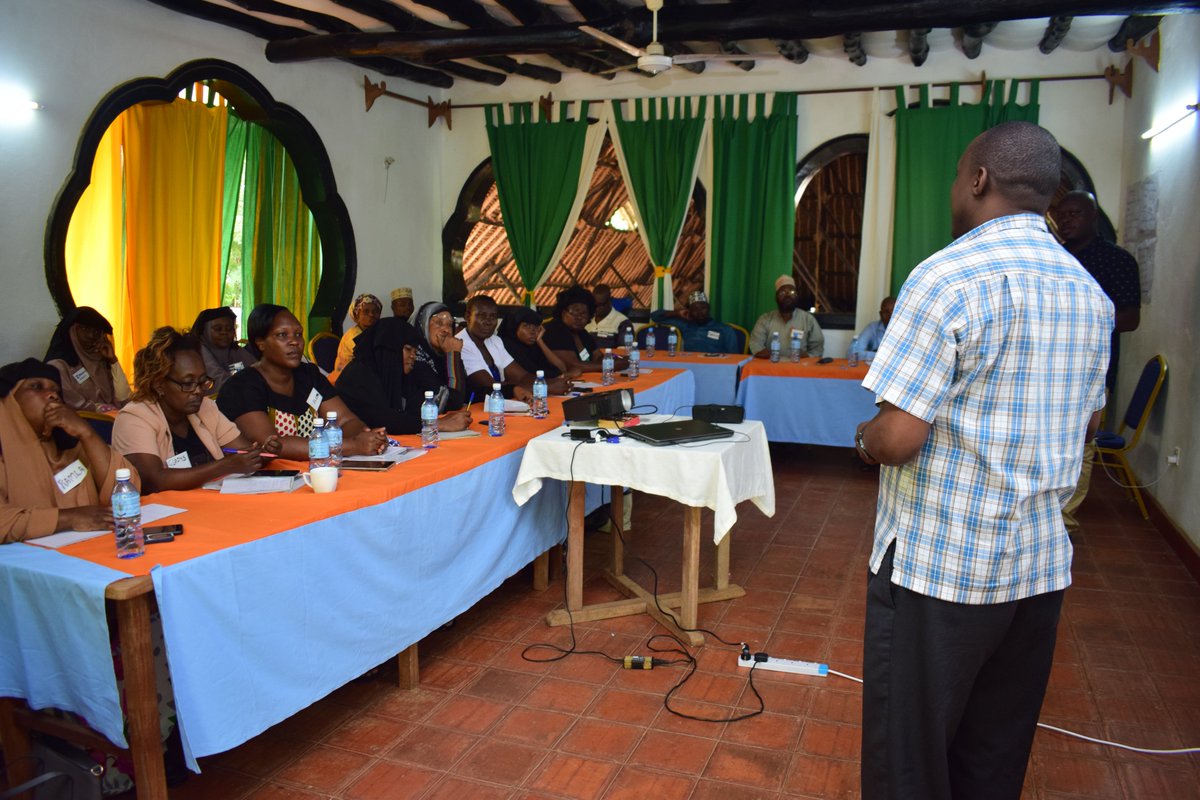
[737,652,828,677]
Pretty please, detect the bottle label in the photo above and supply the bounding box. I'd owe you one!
[421,403,438,421]
[54,460,88,494]
[533,384,547,398]
[112,492,140,518]
[309,440,329,459]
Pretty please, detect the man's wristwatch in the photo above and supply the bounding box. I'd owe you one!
[855,428,876,462]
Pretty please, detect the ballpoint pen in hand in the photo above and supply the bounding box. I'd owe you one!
[222,448,277,458]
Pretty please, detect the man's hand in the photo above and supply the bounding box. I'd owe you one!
[513,386,534,404]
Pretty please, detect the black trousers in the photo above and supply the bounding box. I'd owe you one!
[861,544,1064,800]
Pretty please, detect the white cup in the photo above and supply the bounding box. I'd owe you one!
[303,466,339,494]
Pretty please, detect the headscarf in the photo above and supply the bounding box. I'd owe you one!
[191,306,237,340]
[410,301,465,410]
[350,317,422,408]
[352,293,383,317]
[413,301,450,369]
[0,359,62,399]
[499,308,559,378]
[44,307,113,367]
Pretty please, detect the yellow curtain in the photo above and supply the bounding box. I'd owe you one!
[65,120,134,367]
[122,99,228,364]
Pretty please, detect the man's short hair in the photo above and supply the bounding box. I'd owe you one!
[465,295,498,315]
[967,121,1062,212]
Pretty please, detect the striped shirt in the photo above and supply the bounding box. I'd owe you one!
[863,214,1112,604]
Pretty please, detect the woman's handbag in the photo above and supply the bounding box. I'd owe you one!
[1,734,103,800]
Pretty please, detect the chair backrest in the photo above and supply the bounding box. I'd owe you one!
[727,323,750,355]
[1120,354,1167,450]
[636,324,680,351]
[307,332,340,373]
[77,411,115,445]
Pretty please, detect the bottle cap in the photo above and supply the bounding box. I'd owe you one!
[492,382,502,391]
[115,468,131,480]
[424,390,434,398]
[313,418,325,428]
[536,370,544,378]
[607,348,613,354]
[326,411,337,420]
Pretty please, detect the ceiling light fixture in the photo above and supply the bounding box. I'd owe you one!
[0,85,41,122]
[1141,102,1198,140]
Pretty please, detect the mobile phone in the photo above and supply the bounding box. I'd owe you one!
[817,357,834,364]
[342,460,395,471]
[144,523,183,544]
[704,353,724,358]
[252,469,300,478]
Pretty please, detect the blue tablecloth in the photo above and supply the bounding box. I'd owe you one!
[639,356,750,407]
[736,372,878,446]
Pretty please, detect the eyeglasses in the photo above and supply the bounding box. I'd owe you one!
[166,376,215,394]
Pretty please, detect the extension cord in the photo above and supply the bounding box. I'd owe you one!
[737,651,828,677]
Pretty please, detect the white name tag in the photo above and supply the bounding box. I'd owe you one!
[54,460,88,494]
[306,388,323,412]
[579,348,590,362]
[72,366,90,384]
[166,451,192,469]
[706,330,720,340]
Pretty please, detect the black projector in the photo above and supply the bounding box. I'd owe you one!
[562,388,635,422]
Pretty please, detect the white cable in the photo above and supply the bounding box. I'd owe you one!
[1099,460,1170,490]
[824,669,1199,755]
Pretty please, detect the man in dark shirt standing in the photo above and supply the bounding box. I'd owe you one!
[1052,190,1141,532]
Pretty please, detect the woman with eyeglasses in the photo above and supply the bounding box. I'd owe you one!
[217,304,388,460]
[112,327,282,493]
[410,302,470,413]
[191,306,255,394]
[542,287,628,375]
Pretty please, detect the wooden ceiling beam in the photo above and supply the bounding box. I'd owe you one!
[774,39,810,64]
[910,28,932,66]
[962,22,998,58]
[1039,15,1074,53]
[1108,14,1163,48]
[843,33,867,66]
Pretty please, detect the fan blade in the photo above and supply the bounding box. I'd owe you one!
[579,26,645,59]
[672,53,788,64]
[600,64,644,76]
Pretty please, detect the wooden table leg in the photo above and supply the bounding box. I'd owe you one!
[609,485,625,577]
[679,507,701,631]
[0,697,35,798]
[533,550,549,591]
[115,592,167,800]
[396,643,419,689]
[565,481,586,612]
[715,530,731,591]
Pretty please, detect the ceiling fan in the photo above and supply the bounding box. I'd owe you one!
[580,0,784,75]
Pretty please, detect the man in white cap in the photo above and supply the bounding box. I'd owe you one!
[650,289,739,353]
[390,287,414,322]
[749,274,824,359]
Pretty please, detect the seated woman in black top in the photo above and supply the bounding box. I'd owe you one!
[217,304,388,460]
[541,287,628,375]
[499,307,579,382]
[336,318,472,434]
[410,302,469,411]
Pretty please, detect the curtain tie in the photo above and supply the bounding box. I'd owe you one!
[522,289,535,306]
[654,265,672,279]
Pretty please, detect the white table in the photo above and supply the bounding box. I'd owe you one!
[513,420,774,645]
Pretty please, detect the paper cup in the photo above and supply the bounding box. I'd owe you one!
[303,466,339,493]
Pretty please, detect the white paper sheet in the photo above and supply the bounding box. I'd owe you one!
[33,503,189,549]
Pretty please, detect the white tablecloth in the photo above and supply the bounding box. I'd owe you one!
[513,420,775,543]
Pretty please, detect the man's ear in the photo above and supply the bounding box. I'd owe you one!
[971,166,989,198]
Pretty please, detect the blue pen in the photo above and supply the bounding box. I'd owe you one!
[466,392,476,410]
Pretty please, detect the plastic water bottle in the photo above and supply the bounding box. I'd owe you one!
[601,348,615,386]
[848,337,860,368]
[644,328,656,358]
[628,344,640,379]
[769,331,781,363]
[790,329,803,362]
[532,371,549,419]
[324,411,343,473]
[112,468,144,559]
[667,329,678,357]
[420,390,439,448]
[308,417,329,469]
[488,382,506,437]
[623,328,634,353]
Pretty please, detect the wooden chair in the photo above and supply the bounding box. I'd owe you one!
[1094,354,1167,519]
[727,323,750,355]
[306,332,340,373]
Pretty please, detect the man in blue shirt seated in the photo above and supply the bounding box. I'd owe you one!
[649,290,739,354]
[851,296,896,358]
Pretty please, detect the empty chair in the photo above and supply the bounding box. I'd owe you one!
[1094,354,1167,519]
[307,332,339,373]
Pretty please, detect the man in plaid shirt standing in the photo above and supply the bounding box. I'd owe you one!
[854,121,1112,800]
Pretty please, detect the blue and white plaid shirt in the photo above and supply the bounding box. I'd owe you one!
[863,214,1112,604]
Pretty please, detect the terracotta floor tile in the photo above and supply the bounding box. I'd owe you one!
[629,730,715,775]
[418,658,484,692]
[205,731,311,778]
[343,760,441,800]
[166,765,261,800]
[369,686,448,723]
[492,706,577,747]
[385,725,478,768]
[524,677,602,714]
[600,765,695,799]
[527,753,620,800]
[703,741,790,790]
[321,713,412,756]
[797,719,861,761]
[783,754,860,799]
[689,778,783,799]
[455,738,547,785]
[242,783,325,800]
[720,711,804,750]
[559,717,644,760]
[425,694,510,734]
[423,775,513,800]
[586,687,666,727]
[806,688,862,726]
[1034,751,1124,797]
[463,667,542,704]
[271,743,372,794]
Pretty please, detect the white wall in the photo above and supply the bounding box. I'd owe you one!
[0,0,446,360]
[1118,14,1200,548]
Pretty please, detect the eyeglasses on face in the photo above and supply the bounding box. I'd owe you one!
[166,375,215,394]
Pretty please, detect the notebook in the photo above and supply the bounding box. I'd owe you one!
[621,418,734,447]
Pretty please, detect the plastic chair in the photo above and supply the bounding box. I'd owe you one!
[307,332,340,373]
[77,410,115,445]
[637,323,681,352]
[727,323,750,355]
[1094,354,1167,519]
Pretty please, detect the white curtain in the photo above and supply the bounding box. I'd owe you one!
[855,88,897,332]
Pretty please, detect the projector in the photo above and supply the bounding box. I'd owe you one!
[562,388,635,423]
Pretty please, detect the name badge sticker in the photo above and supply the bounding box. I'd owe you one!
[54,460,88,494]
[166,452,192,469]
[306,387,323,412]
[706,330,720,340]
[72,366,91,384]
[579,348,590,362]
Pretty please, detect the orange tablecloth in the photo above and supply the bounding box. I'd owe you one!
[55,368,685,574]
[740,357,870,381]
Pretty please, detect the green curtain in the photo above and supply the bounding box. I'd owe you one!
[485,101,590,305]
[709,93,798,329]
[891,80,1040,294]
[220,115,248,302]
[240,124,323,334]
[611,97,707,310]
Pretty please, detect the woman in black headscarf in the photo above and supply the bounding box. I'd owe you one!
[336,318,473,434]
[190,307,256,394]
[44,307,132,413]
[499,307,577,381]
[410,302,469,412]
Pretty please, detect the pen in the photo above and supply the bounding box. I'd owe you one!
[221,448,277,458]
[466,392,475,410]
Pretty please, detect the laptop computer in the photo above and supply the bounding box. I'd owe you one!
[622,418,735,447]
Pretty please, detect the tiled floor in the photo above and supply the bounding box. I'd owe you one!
[148,445,1200,798]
